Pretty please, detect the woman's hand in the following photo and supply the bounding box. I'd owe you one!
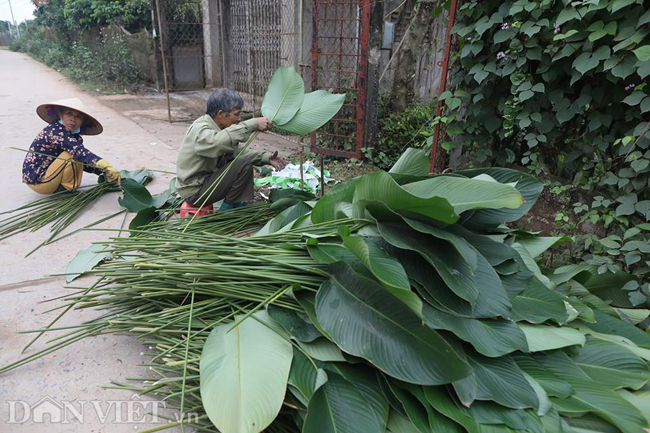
[96,160,121,185]
[255,117,272,131]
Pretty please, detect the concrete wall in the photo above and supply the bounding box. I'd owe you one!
[378,0,447,102]
[104,24,157,83]
[0,31,12,46]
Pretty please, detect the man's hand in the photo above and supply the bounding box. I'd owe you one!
[255,117,272,131]
[269,151,286,170]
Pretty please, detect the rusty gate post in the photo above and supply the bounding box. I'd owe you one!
[154,0,173,123]
[310,0,372,159]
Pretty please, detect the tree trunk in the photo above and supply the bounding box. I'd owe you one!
[390,1,435,112]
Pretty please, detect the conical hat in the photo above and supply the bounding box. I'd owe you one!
[36,98,103,135]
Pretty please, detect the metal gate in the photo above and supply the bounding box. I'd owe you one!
[310,0,371,159]
[230,0,282,99]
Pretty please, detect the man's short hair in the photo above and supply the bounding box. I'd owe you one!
[206,88,245,117]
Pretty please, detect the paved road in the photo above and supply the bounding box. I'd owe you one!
[0,49,189,432]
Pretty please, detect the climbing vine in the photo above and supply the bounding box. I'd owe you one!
[441,0,650,286]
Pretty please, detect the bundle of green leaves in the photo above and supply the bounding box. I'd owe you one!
[4,149,650,433]
[0,168,153,253]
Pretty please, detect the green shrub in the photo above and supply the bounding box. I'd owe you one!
[367,97,437,169]
[12,24,142,90]
[440,0,650,280]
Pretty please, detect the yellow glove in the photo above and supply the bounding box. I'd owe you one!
[96,159,121,185]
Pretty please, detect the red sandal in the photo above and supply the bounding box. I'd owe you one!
[179,201,214,218]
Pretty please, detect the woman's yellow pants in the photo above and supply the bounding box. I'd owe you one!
[27,152,84,194]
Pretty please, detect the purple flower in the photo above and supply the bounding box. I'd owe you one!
[501,23,510,30]
[554,23,560,34]
[497,52,506,60]
[625,84,636,91]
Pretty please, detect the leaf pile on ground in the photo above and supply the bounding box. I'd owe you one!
[3,149,650,433]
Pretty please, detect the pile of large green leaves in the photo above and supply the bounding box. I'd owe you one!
[196,149,650,433]
[5,150,650,432]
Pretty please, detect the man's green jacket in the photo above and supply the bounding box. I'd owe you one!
[175,114,270,199]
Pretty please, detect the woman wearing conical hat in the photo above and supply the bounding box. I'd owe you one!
[22,98,121,194]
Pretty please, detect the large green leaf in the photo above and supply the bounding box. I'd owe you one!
[288,348,328,402]
[448,225,518,267]
[394,381,464,432]
[255,202,313,235]
[389,148,431,176]
[278,90,345,136]
[297,338,347,362]
[422,305,528,357]
[401,175,524,214]
[513,355,574,398]
[550,264,597,285]
[617,390,650,424]
[385,378,439,433]
[302,373,385,433]
[583,271,636,308]
[466,401,534,431]
[573,336,650,390]
[517,324,586,352]
[199,311,293,433]
[118,178,156,212]
[311,177,360,224]
[424,386,482,433]
[397,247,511,319]
[565,280,619,318]
[455,168,544,227]
[267,304,322,343]
[512,243,554,289]
[403,218,478,271]
[540,409,573,433]
[517,236,573,258]
[65,243,112,282]
[538,351,648,433]
[353,171,459,224]
[562,414,624,432]
[511,278,569,324]
[119,168,154,185]
[386,411,421,433]
[294,290,332,340]
[583,310,650,349]
[578,327,650,364]
[340,232,409,291]
[466,352,540,409]
[315,262,471,385]
[261,66,305,125]
[340,232,422,316]
[322,363,389,428]
[378,222,479,307]
[522,372,552,416]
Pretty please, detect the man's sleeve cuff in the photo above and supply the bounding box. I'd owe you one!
[243,118,259,131]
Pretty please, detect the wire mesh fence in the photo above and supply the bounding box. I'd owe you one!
[154,0,301,119]
[153,0,371,158]
[310,0,370,158]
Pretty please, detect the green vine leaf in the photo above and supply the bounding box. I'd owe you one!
[622,92,647,106]
[633,45,650,62]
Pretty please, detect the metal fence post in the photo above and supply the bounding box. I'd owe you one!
[154,0,173,123]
